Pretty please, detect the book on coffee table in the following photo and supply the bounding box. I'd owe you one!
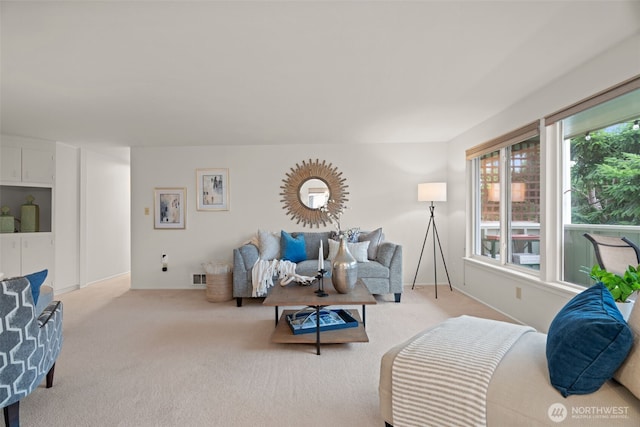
[286,309,359,335]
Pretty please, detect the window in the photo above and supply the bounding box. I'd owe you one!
[468,123,541,270]
[467,75,640,288]
[555,88,640,286]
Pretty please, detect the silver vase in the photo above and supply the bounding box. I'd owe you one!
[331,237,358,293]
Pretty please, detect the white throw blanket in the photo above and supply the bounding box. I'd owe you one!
[251,259,316,297]
[391,315,535,427]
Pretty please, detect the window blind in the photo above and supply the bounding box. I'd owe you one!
[545,75,640,126]
[465,121,539,160]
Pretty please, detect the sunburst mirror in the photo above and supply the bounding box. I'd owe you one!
[280,159,349,228]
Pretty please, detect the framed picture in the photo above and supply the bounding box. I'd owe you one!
[154,188,186,229]
[196,168,229,211]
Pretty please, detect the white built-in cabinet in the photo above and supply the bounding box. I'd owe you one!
[0,234,54,286]
[0,136,55,286]
[1,145,54,184]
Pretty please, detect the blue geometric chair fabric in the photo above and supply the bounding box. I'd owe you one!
[0,276,63,427]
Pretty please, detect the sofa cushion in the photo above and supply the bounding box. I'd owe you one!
[25,269,48,305]
[281,231,307,263]
[614,301,640,399]
[546,283,634,397]
[294,231,331,262]
[359,228,383,260]
[296,260,325,277]
[258,230,280,260]
[327,239,369,263]
[357,261,389,279]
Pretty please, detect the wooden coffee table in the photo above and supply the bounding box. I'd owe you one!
[263,279,377,355]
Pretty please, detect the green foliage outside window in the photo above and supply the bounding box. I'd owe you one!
[570,122,640,225]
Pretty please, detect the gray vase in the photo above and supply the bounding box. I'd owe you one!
[331,237,358,293]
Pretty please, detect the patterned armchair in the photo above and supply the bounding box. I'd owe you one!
[0,276,63,427]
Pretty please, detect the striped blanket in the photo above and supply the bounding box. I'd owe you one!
[391,315,534,427]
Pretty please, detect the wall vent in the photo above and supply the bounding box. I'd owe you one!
[191,273,206,286]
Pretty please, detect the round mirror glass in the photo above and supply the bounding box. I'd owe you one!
[299,178,330,209]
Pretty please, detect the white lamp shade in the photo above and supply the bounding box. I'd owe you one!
[418,182,447,202]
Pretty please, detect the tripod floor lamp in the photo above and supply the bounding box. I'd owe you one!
[411,182,452,298]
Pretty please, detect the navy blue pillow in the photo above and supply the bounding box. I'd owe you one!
[25,269,48,305]
[546,283,633,397]
[281,231,306,263]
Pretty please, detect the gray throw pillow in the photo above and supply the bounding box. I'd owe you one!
[359,228,383,260]
[258,230,280,260]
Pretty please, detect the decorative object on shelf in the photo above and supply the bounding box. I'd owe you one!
[331,237,358,293]
[0,206,15,233]
[412,182,453,298]
[20,195,39,232]
[315,239,328,297]
[315,268,328,297]
[286,308,358,335]
[280,159,349,228]
[196,168,229,211]
[319,199,359,241]
[154,187,186,229]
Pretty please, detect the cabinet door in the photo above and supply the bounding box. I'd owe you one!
[0,235,22,278]
[22,148,55,184]
[21,234,54,286]
[0,146,21,182]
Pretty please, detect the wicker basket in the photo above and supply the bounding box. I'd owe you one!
[206,272,233,302]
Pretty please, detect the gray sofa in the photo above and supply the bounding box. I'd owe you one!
[232,231,402,307]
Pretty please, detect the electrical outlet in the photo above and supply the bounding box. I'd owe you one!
[516,287,522,300]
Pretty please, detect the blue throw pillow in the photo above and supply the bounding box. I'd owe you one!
[281,231,307,263]
[546,283,633,397]
[25,269,48,305]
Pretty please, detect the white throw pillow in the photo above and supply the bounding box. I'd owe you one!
[328,239,369,263]
[258,230,280,260]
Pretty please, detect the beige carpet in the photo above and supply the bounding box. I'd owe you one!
[20,276,511,427]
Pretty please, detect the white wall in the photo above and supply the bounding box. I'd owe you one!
[52,144,131,291]
[81,147,131,286]
[55,142,80,292]
[131,142,448,289]
[447,34,640,332]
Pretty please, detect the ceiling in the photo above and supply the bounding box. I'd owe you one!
[2,1,639,148]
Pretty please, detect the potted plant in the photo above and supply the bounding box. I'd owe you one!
[590,264,640,319]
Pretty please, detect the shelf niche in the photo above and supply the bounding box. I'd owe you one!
[0,185,52,233]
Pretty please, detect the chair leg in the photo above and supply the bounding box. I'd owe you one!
[3,401,19,427]
[46,363,56,388]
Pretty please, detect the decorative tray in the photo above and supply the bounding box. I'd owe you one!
[286,309,359,335]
